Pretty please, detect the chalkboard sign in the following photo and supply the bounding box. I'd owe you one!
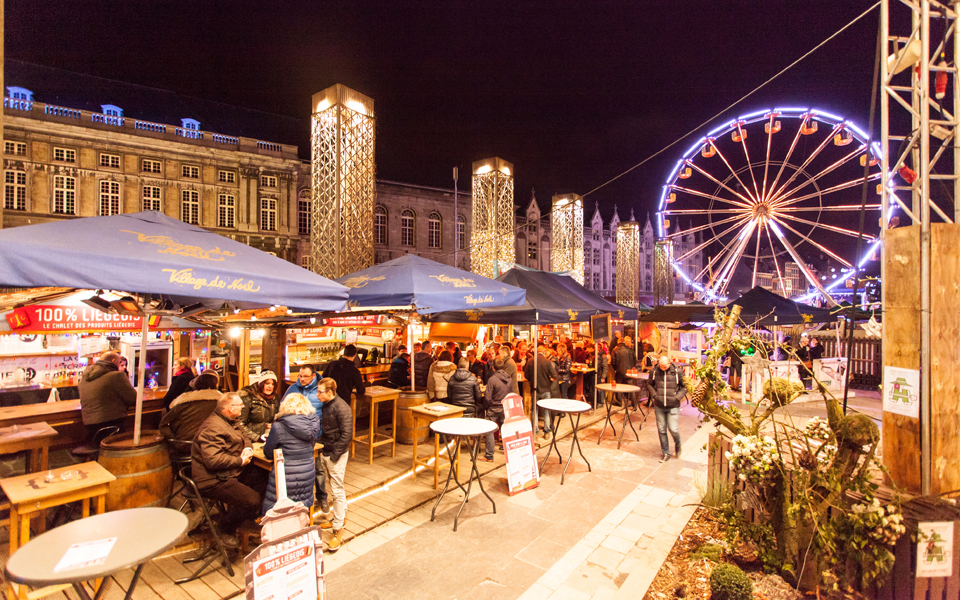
[590,314,611,341]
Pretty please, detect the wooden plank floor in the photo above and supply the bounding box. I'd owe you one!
[0,404,620,600]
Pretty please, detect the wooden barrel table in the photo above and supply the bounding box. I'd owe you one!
[98,431,173,511]
[396,390,429,444]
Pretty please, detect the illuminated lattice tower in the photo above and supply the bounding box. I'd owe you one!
[653,240,674,306]
[550,193,584,284]
[310,84,376,279]
[471,158,515,278]
[616,222,640,308]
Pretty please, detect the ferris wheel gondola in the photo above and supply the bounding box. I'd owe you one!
[657,108,897,303]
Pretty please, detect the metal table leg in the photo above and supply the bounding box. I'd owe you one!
[431,436,468,523]
[539,420,563,472]
[597,391,618,444]
[452,436,496,532]
[616,401,641,449]
[560,412,592,485]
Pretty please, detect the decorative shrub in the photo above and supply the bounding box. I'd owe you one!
[709,563,753,600]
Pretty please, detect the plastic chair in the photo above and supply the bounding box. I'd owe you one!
[175,467,235,583]
[70,425,120,462]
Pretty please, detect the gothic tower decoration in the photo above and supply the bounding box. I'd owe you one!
[310,84,376,279]
[471,158,515,278]
[616,221,640,308]
[550,193,585,284]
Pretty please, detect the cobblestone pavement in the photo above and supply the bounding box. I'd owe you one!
[323,403,715,600]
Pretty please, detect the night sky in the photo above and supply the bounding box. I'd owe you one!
[6,1,880,221]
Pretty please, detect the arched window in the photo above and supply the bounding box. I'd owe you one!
[374,205,388,245]
[457,215,466,250]
[428,211,442,249]
[298,190,311,236]
[593,248,600,265]
[401,209,416,247]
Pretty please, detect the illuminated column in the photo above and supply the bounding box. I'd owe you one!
[653,240,674,306]
[471,158,515,278]
[310,84,376,279]
[616,222,640,308]
[549,193,584,284]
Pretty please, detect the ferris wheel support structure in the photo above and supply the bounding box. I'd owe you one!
[881,0,960,496]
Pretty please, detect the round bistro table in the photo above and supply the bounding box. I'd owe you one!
[429,417,498,532]
[6,507,187,600]
[536,399,592,485]
[595,382,642,449]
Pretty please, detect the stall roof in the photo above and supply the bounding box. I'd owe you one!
[422,268,642,325]
[638,303,713,323]
[692,286,834,326]
[0,211,349,313]
[335,254,526,314]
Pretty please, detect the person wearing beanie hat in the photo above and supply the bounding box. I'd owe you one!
[238,370,280,442]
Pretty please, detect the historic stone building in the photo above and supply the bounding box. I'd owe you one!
[1,61,702,301]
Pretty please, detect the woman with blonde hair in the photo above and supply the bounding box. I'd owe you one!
[262,393,321,512]
[163,357,198,408]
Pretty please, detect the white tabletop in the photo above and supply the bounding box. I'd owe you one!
[624,372,649,380]
[596,382,641,393]
[430,417,498,437]
[537,398,591,413]
[6,507,187,585]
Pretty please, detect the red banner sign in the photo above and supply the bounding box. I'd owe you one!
[322,315,383,327]
[4,305,160,333]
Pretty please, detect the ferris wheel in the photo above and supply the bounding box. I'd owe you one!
[657,108,891,303]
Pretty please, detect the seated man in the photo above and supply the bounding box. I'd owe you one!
[191,392,268,548]
[78,351,137,442]
[159,372,221,457]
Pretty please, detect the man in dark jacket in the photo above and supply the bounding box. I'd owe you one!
[317,378,353,553]
[612,336,638,408]
[323,344,366,403]
[482,359,511,461]
[192,393,267,547]
[646,356,687,463]
[524,344,559,437]
[466,349,484,380]
[447,358,481,417]
[78,351,137,442]
[413,342,434,390]
[499,345,519,395]
[159,372,221,457]
[388,352,411,388]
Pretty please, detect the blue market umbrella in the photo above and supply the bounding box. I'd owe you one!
[0,211,349,312]
[335,254,526,314]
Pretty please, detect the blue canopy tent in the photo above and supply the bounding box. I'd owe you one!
[421,268,645,324]
[689,286,833,326]
[335,254,526,314]
[335,254,527,391]
[0,211,350,441]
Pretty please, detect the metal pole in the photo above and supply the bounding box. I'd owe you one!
[919,0,932,495]
[133,316,148,445]
[532,323,538,435]
[453,166,459,268]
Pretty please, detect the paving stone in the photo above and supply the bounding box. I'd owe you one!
[517,537,573,570]
[548,583,592,600]
[619,512,659,534]
[583,530,607,545]
[640,488,675,507]
[518,583,554,600]
[561,561,619,596]
[585,546,626,571]
[342,531,390,556]
[323,547,359,572]
[599,534,636,554]
[373,519,413,540]
[591,521,617,536]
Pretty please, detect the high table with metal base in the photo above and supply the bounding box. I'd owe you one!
[536,399,592,484]
[624,371,650,421]
[5,507,187,600]
[595,382,642,449]
[429,417,498,532]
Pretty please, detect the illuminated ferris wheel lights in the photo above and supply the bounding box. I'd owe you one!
[737,109,771,121]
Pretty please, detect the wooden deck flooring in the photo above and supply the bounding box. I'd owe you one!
[0,405,623,600]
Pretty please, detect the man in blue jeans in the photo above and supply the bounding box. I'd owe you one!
[645,356,687,463]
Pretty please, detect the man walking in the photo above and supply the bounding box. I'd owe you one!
[317,378,353,553]
[646,356,686,463]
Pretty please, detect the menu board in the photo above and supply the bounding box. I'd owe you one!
[590,314,611,341]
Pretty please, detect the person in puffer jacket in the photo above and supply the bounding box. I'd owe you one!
[481,359,512,461]
[446,358,481,417]
[426,351,457,401]
[646,356,687,463]
[262,393,321,512]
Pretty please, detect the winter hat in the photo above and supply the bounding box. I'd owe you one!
[258,371,278,383]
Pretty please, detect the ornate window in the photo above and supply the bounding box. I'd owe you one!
[218,170,236,184]
[593,272,601,289]
[142,159,162,174]
[4,142,26,156]
[53,176,76,214]
[142,185,162,212]
[98,180,121,216]
[528,236,537,262]
[180,190,200,224]
[260,175,278,188]
[300,255,312,270]
[181,165,200,179]
[99,153,120,169]
[593,248,600,265]
[401,209,416,247]
[428,212,442,249]
[260,197,277,231]
[53,147,76,163]
[4,171,26,211]
[374,205,388,245]
[457,216,466,250]
[218,194,236,228]
[298,197,311,236]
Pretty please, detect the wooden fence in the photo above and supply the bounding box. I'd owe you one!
[708,434,960,598]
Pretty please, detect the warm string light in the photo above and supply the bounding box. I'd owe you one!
[470,158,515,279]
[616,222,640,308]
